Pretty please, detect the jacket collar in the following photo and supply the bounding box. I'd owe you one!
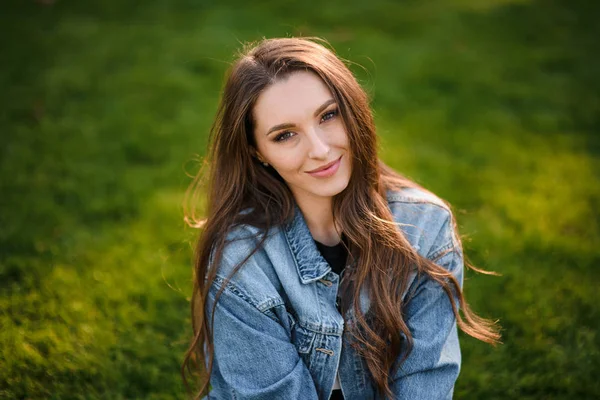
[284,190,395,284]
[283,203,333,284]
[283,191,397,285]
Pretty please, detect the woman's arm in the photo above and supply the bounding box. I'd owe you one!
[205,275,320,400]
[390,243,464,400]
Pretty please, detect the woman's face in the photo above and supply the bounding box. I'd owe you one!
[252,70,352,202]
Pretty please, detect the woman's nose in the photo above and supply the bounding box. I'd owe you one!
[307,128,330,159]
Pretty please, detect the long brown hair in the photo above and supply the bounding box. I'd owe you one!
[182,37,500,399]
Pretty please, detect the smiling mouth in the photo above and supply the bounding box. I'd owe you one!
[306,156,342,173]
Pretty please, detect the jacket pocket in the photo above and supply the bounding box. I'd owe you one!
[287,312,316,368]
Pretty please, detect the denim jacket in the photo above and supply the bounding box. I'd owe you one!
[203,187,464,399]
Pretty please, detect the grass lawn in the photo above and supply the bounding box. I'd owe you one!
[1,0,599,398]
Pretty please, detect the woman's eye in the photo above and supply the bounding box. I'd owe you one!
[321,109,338,122]
[275,131,295,142]
[273,109,337,143]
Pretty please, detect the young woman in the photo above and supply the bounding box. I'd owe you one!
[183,37,500,400]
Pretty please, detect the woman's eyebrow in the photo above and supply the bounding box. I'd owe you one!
[313,98,336,118]
[266,99,336,136]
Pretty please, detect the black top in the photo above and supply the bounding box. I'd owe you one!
[314,233,348,276]
[313,234,347,400]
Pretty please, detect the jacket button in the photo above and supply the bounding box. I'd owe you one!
[316,348,334,356]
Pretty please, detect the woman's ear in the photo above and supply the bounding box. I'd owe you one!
[249,146,259,159]
[250,146,266,163]
[250,147,269,167]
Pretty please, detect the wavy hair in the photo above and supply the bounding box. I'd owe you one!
[182,37,500,399]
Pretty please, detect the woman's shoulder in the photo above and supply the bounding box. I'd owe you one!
[385,186,459,260]
[214,220,277,272]
[386,186,449,209]
[209,221,286,305]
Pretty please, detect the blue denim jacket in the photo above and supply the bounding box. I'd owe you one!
[203,187,463,399]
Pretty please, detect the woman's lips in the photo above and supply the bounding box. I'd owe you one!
[306,156,342,178]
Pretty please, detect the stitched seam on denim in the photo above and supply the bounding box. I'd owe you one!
[296,327,317,354]
[386,196,450,211]
[427,240,454,262]
[257,297,285,313]
[273,316,342,335]
[213,276,285,325]
[212,275,256,305]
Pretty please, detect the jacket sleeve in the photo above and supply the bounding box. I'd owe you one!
[205,274,320,400]
[390,242,464,400]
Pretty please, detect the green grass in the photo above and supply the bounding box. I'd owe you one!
[1,0,599,398]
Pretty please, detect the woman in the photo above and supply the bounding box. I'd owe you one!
[183,37,500,400]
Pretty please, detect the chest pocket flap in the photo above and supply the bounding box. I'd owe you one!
[287,311,316,354]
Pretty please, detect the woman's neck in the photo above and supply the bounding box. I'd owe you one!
[293,192,342,246]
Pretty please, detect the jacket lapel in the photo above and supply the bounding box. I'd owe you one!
[283,203,332,284]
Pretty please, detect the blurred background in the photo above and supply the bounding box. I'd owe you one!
[1,0,599,398]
